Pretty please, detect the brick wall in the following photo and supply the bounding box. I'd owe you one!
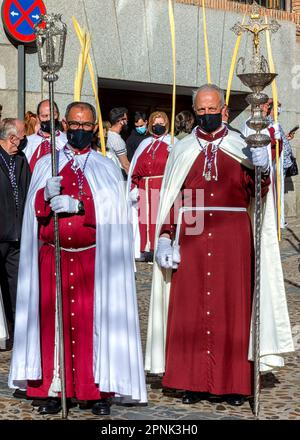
[292,1,300,34]
[292,0,300,13]
[175,0,300,35]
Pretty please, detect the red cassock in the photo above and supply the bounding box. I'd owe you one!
[29,138,51,172]
[161,132,270,396]
[131,137,169,252]
[26,158,112,401]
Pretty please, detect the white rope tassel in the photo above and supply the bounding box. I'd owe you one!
[213,149,219,181]
[48,296,61,397]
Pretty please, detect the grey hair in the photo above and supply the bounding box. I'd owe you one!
[65,102,97,122]
[192,84,225,107]
[0,118,19,140]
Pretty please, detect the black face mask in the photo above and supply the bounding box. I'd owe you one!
[18,136,28,151]
[152,124,166,136]
[40,119,60,134]
[67,129,94,150]
[195,113,222,133]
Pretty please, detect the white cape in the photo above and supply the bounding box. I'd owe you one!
[9,149,147,403]
[126,134,177,259]
[145,130,294,374]
[0,286,8,349]
[24,131,67,164]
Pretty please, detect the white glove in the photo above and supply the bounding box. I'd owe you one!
[129,186,139,203]
[172,243,181,269]
[50,195,79,214]
[250,147,270,173]
[272,122,281,140]
[155,237,181,269]
[44,176,63,201]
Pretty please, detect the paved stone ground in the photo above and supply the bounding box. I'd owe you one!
[0,218,299,420]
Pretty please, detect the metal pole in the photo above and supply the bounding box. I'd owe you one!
[49,80,67,419]
[17,44,25,120]
[254,165,262,418]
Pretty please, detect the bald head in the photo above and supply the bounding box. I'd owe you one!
[193,84,225,108]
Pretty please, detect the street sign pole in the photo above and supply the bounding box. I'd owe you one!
[17,44,25,119]
[1,0,46,118]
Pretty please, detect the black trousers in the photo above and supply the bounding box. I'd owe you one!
[0,241,20,329]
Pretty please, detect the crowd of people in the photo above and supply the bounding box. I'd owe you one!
[0,84,296,416]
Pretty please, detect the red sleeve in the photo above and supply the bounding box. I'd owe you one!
[160,188,185,240]
[242,167,270,199]
[131,162,142,189]
[35,188,52,219]
[160,204,176,240]
[268,126,283,162]
[81,195,96,227]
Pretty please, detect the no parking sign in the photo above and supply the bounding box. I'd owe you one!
[1,0,46,44]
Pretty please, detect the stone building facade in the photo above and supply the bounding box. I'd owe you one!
[0,0,299,216]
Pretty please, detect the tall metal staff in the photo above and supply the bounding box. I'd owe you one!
[35,14,68,419]
[232,1,280,418]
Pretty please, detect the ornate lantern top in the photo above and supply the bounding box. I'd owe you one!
[232,1,280,75]
[35,13,67,82]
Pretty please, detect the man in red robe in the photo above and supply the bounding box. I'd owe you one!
[24,99,67,172]
[9,102,147,415]
[146,84,293,407]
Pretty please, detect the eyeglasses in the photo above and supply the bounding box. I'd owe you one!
[67,121,95,131]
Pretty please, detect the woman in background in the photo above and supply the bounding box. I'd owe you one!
[127,111,177,262]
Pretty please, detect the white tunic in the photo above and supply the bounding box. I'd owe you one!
[24,131,67,164]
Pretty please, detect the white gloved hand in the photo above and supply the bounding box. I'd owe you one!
[44,176,63,201]
[50,195,79,214]
[250,147,270,173]
[155,237,181,269]
[272,122,281,140]
[156,237,174,269]
[129,186,139,203]
[172,243,181,269]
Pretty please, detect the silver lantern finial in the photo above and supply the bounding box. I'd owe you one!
[35,14,67,82]
[34,13,68,420]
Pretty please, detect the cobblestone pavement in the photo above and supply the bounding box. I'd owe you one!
[0,218,299,421]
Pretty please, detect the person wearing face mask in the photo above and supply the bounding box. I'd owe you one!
[9,101,147,416]
[0,119,31,347]
[127,111,177,262]
[126,111,150,162]
[145,84,294,408]
[24,99,67,172]
[106,107,130,178]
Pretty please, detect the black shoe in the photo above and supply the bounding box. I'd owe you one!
[78,400,94,410]
[144,251,154,263]
[92,398,111,416]
[207,394,225,403]
[226,394,246,406]
[37,398,62,414]
[31,398,48,407]
[182,391,207,405]
[13,389,27,400]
